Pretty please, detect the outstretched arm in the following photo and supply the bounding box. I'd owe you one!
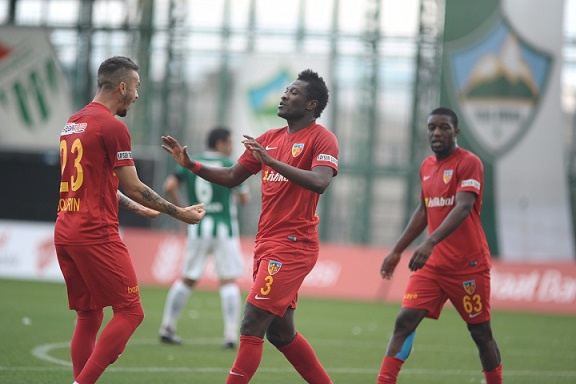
[241,134,334,194]
[161,135,252,188]
[117,190,161,218]
[115,165,205,224]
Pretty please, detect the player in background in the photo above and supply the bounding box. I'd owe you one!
[54,56,205,384]
[162,69,337,384]
[159,126,250,349]
[377,107,502,384]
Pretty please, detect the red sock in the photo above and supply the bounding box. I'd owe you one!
[71,309,104,379]
[75,303,144,384]
[226,335,264,384]
[377,356,404,384]
[277,332,332,384]
[484,363,503,384]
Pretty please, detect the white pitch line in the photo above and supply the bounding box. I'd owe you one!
[28,339,576,378]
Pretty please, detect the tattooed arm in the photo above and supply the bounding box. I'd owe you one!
[117,190,161,218]
[114,165,205,225]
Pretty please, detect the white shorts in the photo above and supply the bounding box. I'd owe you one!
[182,221,245,281]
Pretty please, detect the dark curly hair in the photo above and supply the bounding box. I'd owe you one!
[297,69,329,118]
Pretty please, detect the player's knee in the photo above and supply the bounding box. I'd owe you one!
[114,302,145,328]
[467,322,493,346]
[266,329,295,348]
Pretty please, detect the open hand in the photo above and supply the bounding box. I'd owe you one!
[242,135,271,164]
[162,136,193,168]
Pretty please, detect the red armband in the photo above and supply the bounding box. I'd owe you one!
[188,161,201,173]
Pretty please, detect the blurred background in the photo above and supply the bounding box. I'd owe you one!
[1,0,575,261]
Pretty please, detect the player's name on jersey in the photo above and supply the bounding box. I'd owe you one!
[58,197,81,212]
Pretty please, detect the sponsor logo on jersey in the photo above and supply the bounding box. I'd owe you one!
[317,153,338,166]
[117,151,133,160]
[443,169,453,184]
[262,170,288,183]
[463,280,476,295]
[292,143,304,157]
[424,195,455,208]
[268,260,282,275]
[461,179,481,190]
[61,123,87,136]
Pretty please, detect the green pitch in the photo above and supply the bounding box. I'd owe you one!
[1,278,574,383]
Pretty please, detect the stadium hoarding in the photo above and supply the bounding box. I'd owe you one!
[1,220,575,315]
[441,0,574,260]
[0,26,74,152]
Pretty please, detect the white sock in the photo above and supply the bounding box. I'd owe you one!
[220,283,241,342]
[160,280,192,332]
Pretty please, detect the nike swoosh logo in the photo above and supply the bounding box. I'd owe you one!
[229,371,244,377]
[254,294,270,300]
[469,312,483,318]
[423,176,431,181]
[265,146,277,150]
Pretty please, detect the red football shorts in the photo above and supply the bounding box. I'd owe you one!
[246,241,319,317]
[402,266,492,324]
[56,241,141,311]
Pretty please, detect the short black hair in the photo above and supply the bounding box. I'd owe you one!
[297,69,329,118]
[429,107,458,128]
[207,126,231,149]
[97,56,139,91]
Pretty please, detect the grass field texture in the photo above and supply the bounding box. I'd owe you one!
[1,278,575,384]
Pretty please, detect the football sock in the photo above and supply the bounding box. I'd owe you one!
[219,283,241,342]
[377,356,404,384]
[71,310,104,379]
[483,362,503,384]
[277,332,333,384]
[161,279,192,331]
[75,303,144,384]
[226,335,264,384]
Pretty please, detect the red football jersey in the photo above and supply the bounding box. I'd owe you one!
[54,102,135,245]
[238,122,338,246]
[420,147,491,271]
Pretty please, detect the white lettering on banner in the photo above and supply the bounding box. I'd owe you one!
[302,261,341,287]
[492,268,576,304]
[536,270,576,303]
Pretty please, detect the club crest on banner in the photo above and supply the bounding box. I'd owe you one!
[445,13,551,158]
[443,170,453,184]
[292,143,304,157]
[463,280,476,295]
[267,260,282,275]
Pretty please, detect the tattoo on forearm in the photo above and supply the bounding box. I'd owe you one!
[141,187,178,216]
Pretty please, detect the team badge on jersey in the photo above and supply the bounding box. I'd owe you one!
[443,169,453,184]
[463,280,476,295]
[292,143,304,157]
[268,260,282,275]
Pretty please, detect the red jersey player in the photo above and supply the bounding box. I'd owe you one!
[54,56,205,384]
[162,69,338,384]
[377,107,503,384]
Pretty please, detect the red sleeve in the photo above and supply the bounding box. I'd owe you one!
[311,128,339,175]
[456,153,483,195]
[101,118,135,168]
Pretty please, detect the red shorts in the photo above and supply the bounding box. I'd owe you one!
[56,241,141,311]
[402,266,491,324]
[246,241,319,317]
